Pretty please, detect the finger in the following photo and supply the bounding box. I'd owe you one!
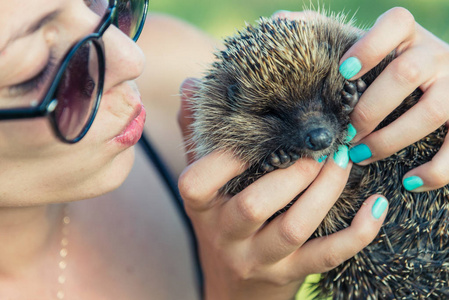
[349,79,449,165]
[178,151,246,212]
[251,153,353,263]
[402,128,449,192]
[350,46,436,142]
[339,7,416,80]
[178,77,201,164]
[291,195,388,277]
[218,158,323,239]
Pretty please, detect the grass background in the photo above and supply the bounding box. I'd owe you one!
[147,0,449,299]
[149,0,449,42]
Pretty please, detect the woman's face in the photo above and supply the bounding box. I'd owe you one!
[0,0,146,206]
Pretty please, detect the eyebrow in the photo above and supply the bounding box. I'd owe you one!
[0,9,61,53]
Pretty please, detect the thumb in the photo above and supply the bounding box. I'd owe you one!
[178,77,201,164]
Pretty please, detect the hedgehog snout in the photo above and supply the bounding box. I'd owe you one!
[305,128,333,151]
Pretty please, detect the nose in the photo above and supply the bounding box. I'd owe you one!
[102,26,146,90]
[305,128,333,151]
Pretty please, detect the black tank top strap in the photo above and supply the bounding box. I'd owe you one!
[138,131,204,298]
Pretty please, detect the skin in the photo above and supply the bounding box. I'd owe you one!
[0,1,214,298]
[0,0,144,205]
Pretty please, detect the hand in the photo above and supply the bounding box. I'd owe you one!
[178,78,388,300]
[337,7,449,192]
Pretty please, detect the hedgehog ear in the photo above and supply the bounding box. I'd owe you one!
[227,84,240,102]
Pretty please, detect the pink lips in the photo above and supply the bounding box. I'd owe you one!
[113,104,146,146]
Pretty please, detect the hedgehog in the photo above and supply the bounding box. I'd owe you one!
[188,12,449,300]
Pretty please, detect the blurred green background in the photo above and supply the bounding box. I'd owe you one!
[149,0,449,42]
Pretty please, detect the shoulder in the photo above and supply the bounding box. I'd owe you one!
[138,13,219,62]
[137,13,219,81]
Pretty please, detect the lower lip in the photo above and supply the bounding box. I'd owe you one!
[113,105,146,146]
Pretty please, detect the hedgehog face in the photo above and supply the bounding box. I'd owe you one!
[222,76,365,170]
[192,17,364,170]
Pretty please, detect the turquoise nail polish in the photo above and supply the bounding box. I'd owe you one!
[316,155,328,163]
[339,57,362,80]
[349,144,372,163]
[403,176,424,191]
[333,145,349,168]
[345,124,357,143]
[372,197,388,219]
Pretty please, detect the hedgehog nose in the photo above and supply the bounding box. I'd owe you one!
[305,128,333,151]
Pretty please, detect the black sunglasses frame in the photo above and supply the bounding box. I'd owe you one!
[0,0,149,143]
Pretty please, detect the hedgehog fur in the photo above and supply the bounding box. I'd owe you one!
[188,13,449,299]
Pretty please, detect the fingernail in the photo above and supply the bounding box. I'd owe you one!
[339,57,362,80]
[403,176,424,191]
[333,145,349,168]
[372,197,388,219]
[345,124,357,143]
[316,155,328,163]
[349,144,372,163]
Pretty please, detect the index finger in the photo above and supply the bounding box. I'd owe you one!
[338,7,416,80]
[178,151,246,212]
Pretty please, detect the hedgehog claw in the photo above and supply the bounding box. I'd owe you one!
[261,150,299,173]
[341,78,366,114]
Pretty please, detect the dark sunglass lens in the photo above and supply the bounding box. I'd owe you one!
[53,40,101,141]
[117,0,146,40]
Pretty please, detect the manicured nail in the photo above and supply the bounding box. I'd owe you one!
[316,155,328,163]
[333,145,349,168]
[403,176,424,191]
[345,124,357,143]
[349,144,372,163]
[339,57,362,79]
[372,197,388,219]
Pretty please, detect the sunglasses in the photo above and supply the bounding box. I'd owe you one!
[0,0,149,143]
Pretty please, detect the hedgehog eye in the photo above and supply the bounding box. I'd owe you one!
[227,84,240,102]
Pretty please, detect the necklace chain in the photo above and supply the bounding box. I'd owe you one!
[57,204,70,300]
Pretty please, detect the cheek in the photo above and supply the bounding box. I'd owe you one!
[0,118,55,155]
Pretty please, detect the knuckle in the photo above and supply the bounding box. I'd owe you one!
[278,217,306,247]
[421,101,448,127]
[228,259,254,281]
[390,57,422,87]
[368,132,398,160]
[178,169,207,210]
[322,247,344,270]
[235,191,267,224]
[351,100,378,130]
[388,7,415,29]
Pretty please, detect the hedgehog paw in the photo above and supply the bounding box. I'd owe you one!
[261,150,300,172]
[341,79,367,114]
